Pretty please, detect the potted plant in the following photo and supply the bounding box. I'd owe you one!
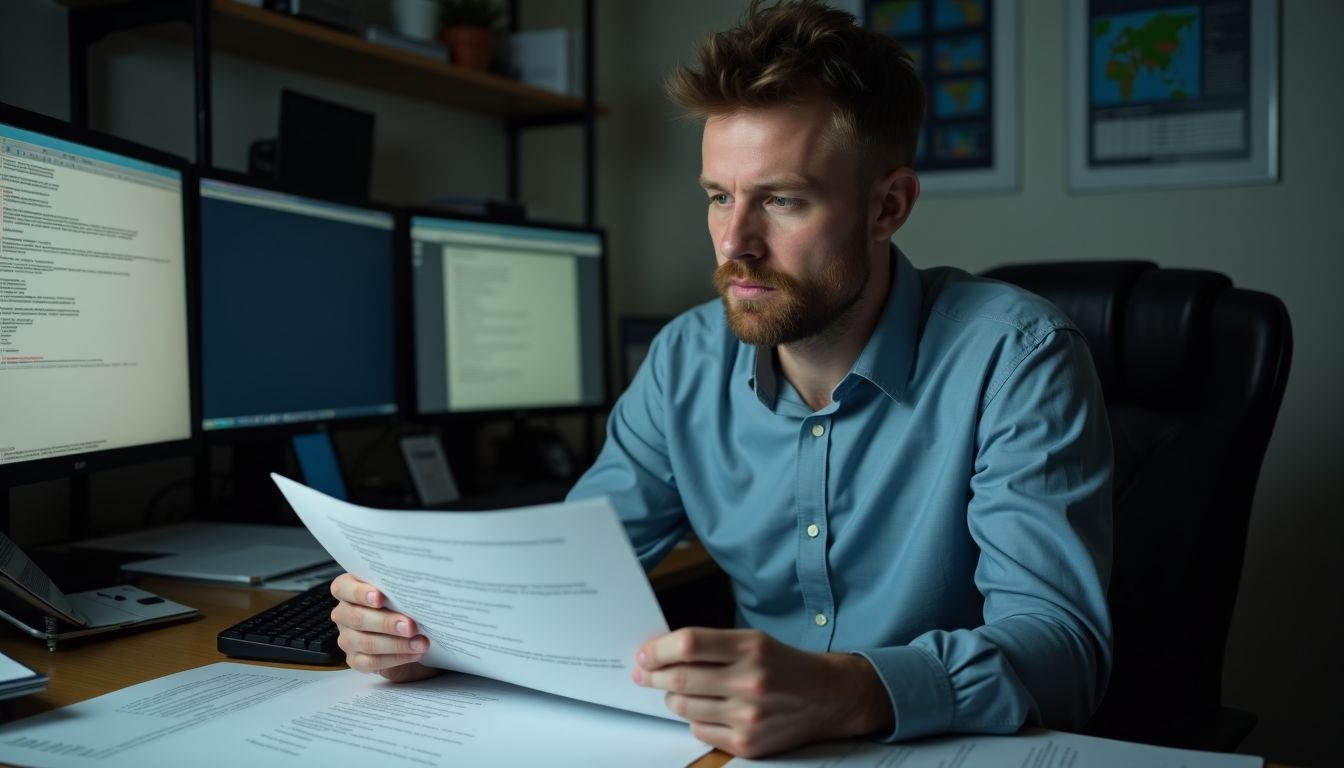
[438,0,504,71]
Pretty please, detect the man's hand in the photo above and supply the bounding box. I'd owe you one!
[329,573,440,683]
[632,627,894,757]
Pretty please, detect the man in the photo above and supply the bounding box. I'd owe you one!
[330,0,1113,759]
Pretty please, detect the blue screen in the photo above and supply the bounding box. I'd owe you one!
[291,432,348,500]
[199,180,398,430]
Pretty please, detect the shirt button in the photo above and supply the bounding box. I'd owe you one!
[806,523,820,538]
[814,613,828,626]
[811,424,825,438]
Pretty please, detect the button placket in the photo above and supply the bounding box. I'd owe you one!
[796,415,837,650]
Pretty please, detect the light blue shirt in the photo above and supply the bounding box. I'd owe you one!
[569,250,1113,741]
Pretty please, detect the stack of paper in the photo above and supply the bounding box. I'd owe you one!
[728,730,1264,767]
[0,663,709,767]
[0,649,46,701]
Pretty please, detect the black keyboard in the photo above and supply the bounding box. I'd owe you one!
[217,582,344,666]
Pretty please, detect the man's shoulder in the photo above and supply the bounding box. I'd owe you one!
[653,299,731,355]
[916,265,1078,348]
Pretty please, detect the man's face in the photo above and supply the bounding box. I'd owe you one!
[701,101,872,347]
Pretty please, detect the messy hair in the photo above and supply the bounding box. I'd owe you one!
[666,0,925,169]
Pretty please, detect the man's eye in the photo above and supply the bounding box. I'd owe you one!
[767,196,801,210]
[709,193,731,205]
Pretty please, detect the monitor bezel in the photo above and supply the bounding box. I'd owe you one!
[0,101,200,487]
[193,168,406,443]
[402,206,612,421]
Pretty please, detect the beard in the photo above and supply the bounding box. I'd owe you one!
[713,246,870,347]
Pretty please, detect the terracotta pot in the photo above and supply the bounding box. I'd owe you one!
[441,25,497,70]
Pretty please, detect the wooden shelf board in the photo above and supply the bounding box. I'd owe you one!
[59,0,596,121]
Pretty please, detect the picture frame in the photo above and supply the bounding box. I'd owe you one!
[1065,0,1279,191]
[863,0,1021,194]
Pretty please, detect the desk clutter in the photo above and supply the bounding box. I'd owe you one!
[0,473,1267,768]
[0,531,199,652]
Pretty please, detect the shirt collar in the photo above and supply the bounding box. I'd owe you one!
[750,344,778,408]
[746,245,921,409]
[848,245,920,404]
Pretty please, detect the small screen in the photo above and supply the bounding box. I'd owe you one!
[410,216,605,413]
[0,121,191,466]
[199,179,398,431]
[291,432,348,501]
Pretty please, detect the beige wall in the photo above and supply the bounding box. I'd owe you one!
[3,0,1340,764]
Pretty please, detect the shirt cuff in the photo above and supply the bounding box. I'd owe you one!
[854,645,955,742]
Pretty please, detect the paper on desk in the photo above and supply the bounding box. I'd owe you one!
[728,729,1263,767]
[0,662,711,768]
[270,473,676,721]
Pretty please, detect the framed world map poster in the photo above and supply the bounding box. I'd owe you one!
[1067,0,1279,190]
[865,0,1020,194]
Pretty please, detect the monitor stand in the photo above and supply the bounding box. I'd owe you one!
[0,476,94,540]
[222,441,292,524]
[70,474,91,540]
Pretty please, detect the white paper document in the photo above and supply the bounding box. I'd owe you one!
[729,729,1263,767]
[0,662,711,768]
[270,474,676,720]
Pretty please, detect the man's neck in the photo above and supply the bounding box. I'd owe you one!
[776,248,892,411]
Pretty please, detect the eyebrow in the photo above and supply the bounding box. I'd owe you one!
[698,174,822,193]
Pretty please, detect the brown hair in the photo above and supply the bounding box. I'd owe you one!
[666,0,925,169]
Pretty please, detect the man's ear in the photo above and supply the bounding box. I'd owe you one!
[869,167,919,242]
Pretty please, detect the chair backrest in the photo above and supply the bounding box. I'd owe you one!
[981,261,1292,748]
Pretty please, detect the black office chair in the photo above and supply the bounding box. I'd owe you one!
[981,261,1292,752]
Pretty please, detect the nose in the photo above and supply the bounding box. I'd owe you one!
[718,205,765,263]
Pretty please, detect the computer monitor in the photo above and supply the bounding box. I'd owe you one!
[276,89,375,202]
[197,174,399,434]
[619,316,671,390]
[409,214,607,415]
[0,103,194,485]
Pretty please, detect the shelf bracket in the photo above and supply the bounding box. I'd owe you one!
[66,0,213,165]
[504,0,597,228]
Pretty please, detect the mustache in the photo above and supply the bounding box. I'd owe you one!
[712,261,796,293]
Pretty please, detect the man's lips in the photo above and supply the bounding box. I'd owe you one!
[730,280,775,299]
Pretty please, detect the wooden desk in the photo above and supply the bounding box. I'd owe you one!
[0,547,1279,768]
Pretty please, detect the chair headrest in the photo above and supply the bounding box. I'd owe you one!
[981,261,1153,396]
[982,261,1232,406]
[1123,269,1231,406]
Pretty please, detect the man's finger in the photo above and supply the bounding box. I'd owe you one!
[687,721,762,758]
[664,692,732,725]
[346,651,429,674]
[379,662,443,684]
[330,573,383,608]
[636,663,732,697]
[638,627,751,668]
[337,628,429,657]
[330,602,418,638]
